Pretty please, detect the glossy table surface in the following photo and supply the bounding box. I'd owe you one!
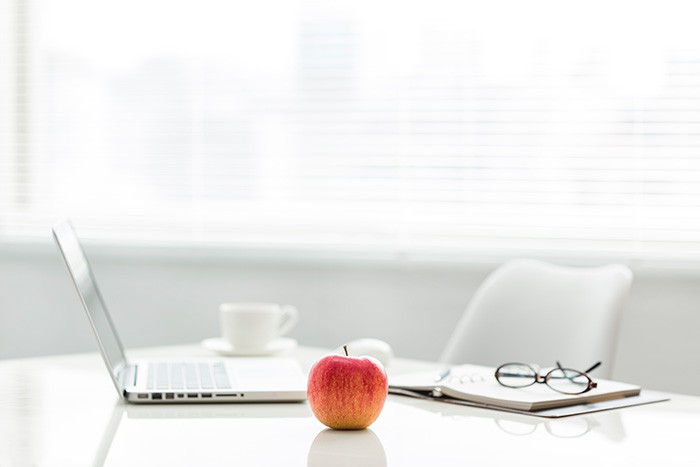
[1,344,698,466]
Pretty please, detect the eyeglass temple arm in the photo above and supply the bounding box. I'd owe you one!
[555,361,601,374]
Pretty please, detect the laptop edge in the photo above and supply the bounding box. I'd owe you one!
[52,220,307,404]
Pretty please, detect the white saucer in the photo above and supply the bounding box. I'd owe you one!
[201,337,298,356]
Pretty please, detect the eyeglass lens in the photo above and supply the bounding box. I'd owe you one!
[545,368,591,395]
[495,364,537,388]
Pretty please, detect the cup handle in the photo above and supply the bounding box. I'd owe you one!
[277,305,299,337]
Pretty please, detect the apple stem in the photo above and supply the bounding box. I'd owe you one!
[343,345,349,356]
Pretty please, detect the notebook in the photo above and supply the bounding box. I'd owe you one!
[389,363,641,412]
[52,220,307,404]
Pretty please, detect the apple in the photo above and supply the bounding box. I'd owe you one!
[307,345,389,430]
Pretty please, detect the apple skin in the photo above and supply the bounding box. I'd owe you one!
[307,353,388,430]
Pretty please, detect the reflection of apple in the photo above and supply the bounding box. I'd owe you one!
[307,428,387,467]
[307,346,388,430]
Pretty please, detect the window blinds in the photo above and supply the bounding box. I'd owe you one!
[2,0,700,261]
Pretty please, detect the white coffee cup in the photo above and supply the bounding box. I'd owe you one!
[219,302,299,350]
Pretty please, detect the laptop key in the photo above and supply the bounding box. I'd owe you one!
[156,363,170,390]
[198,363,215,389]
[185,363,199,390]
[170,363,184,390]
[214,376,231,389]
[212,362,232,389]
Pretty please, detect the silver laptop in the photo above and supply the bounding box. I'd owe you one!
[52,220,307,403]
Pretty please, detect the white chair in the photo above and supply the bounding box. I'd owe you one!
[439,259,633,379]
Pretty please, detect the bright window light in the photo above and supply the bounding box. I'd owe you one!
[2,0,700,261]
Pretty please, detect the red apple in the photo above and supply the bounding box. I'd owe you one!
[307,345,389,430]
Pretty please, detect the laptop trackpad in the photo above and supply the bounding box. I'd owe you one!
[226,358,306,391]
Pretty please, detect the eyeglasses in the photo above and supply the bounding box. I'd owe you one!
[494,361,600,395]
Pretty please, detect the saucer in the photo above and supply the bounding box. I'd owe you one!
[201,337,298,356]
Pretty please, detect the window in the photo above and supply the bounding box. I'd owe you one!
[2,0,700,261]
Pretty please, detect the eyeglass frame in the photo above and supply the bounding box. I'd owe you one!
[494,416,598,439]
[494,361,600,395]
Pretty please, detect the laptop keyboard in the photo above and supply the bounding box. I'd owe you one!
[146,362,232,391]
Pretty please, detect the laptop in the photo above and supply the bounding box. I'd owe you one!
[52,220,308,403]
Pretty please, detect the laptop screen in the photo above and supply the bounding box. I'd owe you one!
[53,221,127,388]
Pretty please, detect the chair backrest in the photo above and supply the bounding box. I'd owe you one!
[439,259,633,379]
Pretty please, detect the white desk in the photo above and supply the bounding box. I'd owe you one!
[1,345,698,466]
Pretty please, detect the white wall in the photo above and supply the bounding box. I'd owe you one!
[2,240,699,396]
